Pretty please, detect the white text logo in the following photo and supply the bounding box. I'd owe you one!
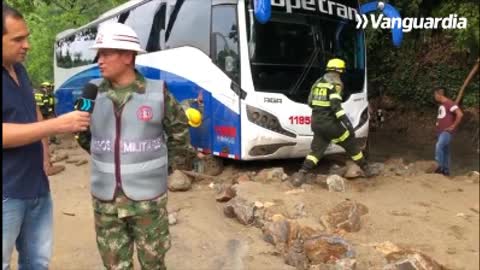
[356,14,468,32]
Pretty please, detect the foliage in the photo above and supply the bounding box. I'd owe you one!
[5,0,129,87]
[361,0,479,108]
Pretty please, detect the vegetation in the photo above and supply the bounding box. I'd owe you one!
[5,0,129,87]
[361,0,479,108]
[6,0,479,108]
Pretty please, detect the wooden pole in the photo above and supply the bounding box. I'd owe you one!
[456,57,480,105]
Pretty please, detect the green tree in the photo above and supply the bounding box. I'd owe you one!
[5,0,129,86]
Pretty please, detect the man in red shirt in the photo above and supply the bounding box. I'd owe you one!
[433,87,463,176]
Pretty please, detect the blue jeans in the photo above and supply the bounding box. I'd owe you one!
[2,193,53,270]
[435,131,452,175]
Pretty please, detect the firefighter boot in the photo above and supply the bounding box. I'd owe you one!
[360,162,375,178]
[291,169,307,187]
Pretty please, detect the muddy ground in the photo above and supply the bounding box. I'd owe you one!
[9,127,480,270]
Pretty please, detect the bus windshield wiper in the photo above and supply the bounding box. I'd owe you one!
[289,46,320,96]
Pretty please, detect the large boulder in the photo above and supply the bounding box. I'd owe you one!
[321,201,369,232]
[303,235,356,264]
[168,170,192,191]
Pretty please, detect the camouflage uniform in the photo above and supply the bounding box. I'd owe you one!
[77,71,196,270]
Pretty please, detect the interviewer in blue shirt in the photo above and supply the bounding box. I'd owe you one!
[2,4,91,269]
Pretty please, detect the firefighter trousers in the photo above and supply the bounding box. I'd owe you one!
[302,119,365,171]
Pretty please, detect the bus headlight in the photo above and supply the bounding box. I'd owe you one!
[246,105,296,138]
[354,107,369,131]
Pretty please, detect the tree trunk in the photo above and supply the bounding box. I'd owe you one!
[456,57,480,105]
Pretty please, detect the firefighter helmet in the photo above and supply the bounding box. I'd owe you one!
[326,58,346,73]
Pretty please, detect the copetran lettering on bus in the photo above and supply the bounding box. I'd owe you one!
[271,0,359,21]
[91,137,164,154]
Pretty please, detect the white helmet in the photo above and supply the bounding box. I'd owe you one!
[90,22,145,53]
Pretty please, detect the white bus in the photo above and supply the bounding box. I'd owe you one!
[54,0,369,161]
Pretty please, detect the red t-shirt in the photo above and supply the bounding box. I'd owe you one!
[436,99,459,134]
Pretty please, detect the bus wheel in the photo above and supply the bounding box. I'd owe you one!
[195,155,224,176]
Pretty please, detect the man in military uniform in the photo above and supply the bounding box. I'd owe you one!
[76,23,197,270]
[291,58,374,187]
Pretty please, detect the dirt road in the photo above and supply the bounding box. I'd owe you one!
[9,141,479,270]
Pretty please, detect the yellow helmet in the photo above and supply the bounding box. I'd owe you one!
[41,82,51,87]
[326,58,346,73]
[185,108,202,128]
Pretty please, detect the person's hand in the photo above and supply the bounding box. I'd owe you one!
[44,160,52,172]
[53,111,90,133]
[445,125,455,132]
[197,91,203,105]
[197,152,206,159]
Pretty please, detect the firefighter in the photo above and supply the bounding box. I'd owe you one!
[35,81,60,144]
[291,58,374,187]
[34,81,55,118]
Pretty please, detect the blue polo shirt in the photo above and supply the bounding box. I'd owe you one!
[2,63,49,199]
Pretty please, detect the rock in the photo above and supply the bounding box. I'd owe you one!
[368,162,385,176]
[470,203,479,214]
[75,159,88,166]
[236,174,251,183]
[50,152,68,163]
[195,155,224,176]
[371,241,402,256]
[410,160,438,174]
[66,158,80,164]
[168,170,192,191]
[168,213,177,225]
[254,201,264,209]
[264,201,276,208]
[326,175,346,192]
[303,235,355,264]
[46,164,65,176]
[329,164,347,176]
[384,252,447,270]
[294,202,307,218]
[446,247,456,255]
[216,184,236,202]
[321,201,368,232]
[262,216,291,249]
[466,171,479,183]
[344,161,363,179]
[301,184,314,191]
[285,189,306,195]
[284,239,308,270]
[336,258,357,270]
[223,197,255,225]
[255,167,287,183]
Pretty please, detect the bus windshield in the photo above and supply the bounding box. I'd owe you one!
[247,12,365,103]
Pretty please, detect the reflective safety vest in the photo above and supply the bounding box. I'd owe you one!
[34,91,54,113]
[89,79,168,201]
[309,79,342,108]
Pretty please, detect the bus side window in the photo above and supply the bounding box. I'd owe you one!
[211,5,240,84]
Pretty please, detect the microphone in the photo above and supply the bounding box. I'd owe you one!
[74,83,98,113]
[74,83,98,142]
